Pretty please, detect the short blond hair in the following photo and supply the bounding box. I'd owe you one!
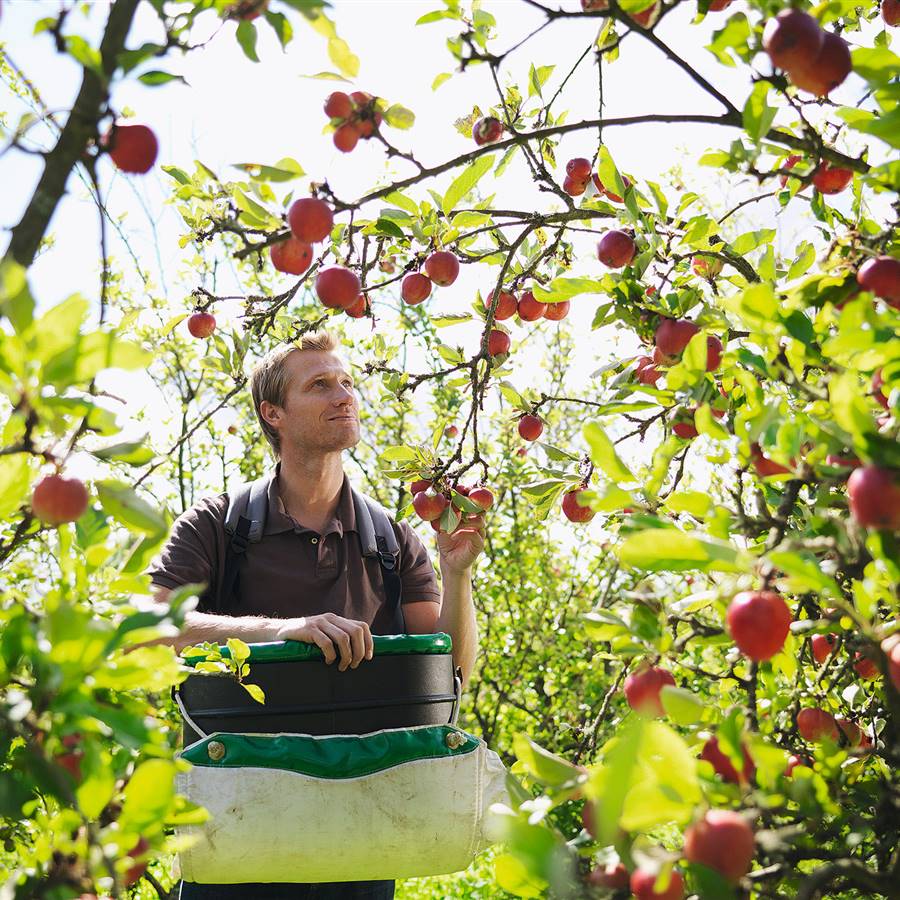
[249,332,339,455]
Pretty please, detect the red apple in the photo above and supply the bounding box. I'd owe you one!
[884,0,900,26]
[473,116,503,145]
[517,415,543,441]
[684,810,755,884]
[727,590,792,660]
[706,335,724,371]
[811,633,838,664]
[835,718,871,749]
[587,862,629,889]
[562,487,595,523]
[488,329,511,357]
[692,255,723,278]
[444,425,459,439]
[562,175,588,196]
[288,198,334,244]
[788,32,852,96]
[700,736,755,785]
[847,466,900,529]
[544,300,570,320]
[315,266,361,309]
[104,122,158,174]
[779,154,803,187]
[344,293,368,318]
[187,312,216,338]
[636,357,663,386]
[630,868,684,900]
[708,0,732,10]
[750,443,792,477]
[624,665,675,717]
[853,652,879,680]
[872,370,890,410]
[324,91,353,119]
[333,122,360,153]
[628,1,661,27]
[566,157,592,180]
[673,412,698,440]
[401,273,432,305]
[467,487,494,511]
[797,707,838,742]
[811,161,853,195]
[857,256,900,306]
[517,291,547,321]
[581,0,609,9]
[784,754,808,777]
[270,237,313,275]
[596,230,636,267]
[32,474,89,526]
[413,489,448,522]
[880,634,900,691]
[655,318,699,358]
[484,289,518,321]
[424,251,460,287]
[592,173,632,203]
[763,10,824,70]
[410,479,431,495]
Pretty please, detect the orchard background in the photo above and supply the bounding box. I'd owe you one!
[1,0,899,897]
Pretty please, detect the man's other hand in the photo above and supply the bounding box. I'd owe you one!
[436,513,486,574]
[275,613,374,671]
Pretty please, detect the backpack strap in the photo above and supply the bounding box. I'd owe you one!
[352,488,403,619]
[219,474,272,608]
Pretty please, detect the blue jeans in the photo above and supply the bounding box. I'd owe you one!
[179,880,395,899]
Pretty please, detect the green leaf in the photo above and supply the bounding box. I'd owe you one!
[618,530,743,572]
[242,682,266,704]
[851,47,900,88]
[91,437,154,466]
[583,422,634,483]
[232,157,304,182]
[235,20,260,63]
[374,218,405,239]
[731,229,776,255]
[383,191,418,214]
[0,258,35,333]
[442,154,495,215]
[829,372,876,439]
[787,242,816,280]
[137,70,187,87]
[264,10,294,48]
[328,36,360,77]
[96,480,167,536]
[226,637,252,664]
[742,81,776,143]
[383,104,415,130]
[596,145,626,202]
[120,760,177,831]
[0,454,34,519]
[432,72,452,91]
[695,405,730,441]
[65,35,102,75]
[513,734,579,787]
[660,686,706,725]
[767,551,843,600]
[664,491,711,518]
[532,277,603,303]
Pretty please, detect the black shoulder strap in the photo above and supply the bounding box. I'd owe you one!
[219,474,272,609]
[352,488,403,618]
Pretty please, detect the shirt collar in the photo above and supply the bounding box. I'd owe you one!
[264,463,357,538]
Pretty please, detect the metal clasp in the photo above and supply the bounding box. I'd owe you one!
[207,740,226,761]
[445,730,465,750]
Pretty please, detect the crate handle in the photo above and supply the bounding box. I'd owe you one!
[448,666,463,727]
[173,685,208,740]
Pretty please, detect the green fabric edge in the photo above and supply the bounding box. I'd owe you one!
[180,725,478,778]
[184,633,452,667]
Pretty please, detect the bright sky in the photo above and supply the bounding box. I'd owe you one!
[0,0,882,518]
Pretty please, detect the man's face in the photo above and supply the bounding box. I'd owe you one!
[265,350,360,455]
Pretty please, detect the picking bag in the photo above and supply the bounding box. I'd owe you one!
[173,635,509,884]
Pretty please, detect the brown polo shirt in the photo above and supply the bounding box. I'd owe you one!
[148,472,440,634]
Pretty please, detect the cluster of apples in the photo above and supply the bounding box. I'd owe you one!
[323,90,383,154]
[780,154,854,195]
[763,9,852,97]
[102,121,158,175]
[561,156,633,202]
[400,251,460,305]
[483,287,569,323]
[409,478,493,533]
[634,318,723,390]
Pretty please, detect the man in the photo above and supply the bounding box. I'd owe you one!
[148,331,484,900]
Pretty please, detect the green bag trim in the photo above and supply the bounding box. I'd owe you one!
[180,725,479,778]
[185,633,452,667]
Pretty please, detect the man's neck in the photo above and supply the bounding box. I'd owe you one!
[276,449,345,529]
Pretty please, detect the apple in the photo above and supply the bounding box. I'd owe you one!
[288,198,334,244]
[707,0,732,9]
[727,590,792,660]
[811,633,838,664]
[857,256,900,306]
[103,122,158,174]
[468,487,494,510]
[484,288,518,320]
[344,293,368,318]
[654,318,699,358]
[884,0,900,25]
[587,862,629,889]
[825,454,861,469]
[581,0,609,9]
[315,266,361,309]
[630,868,684,900]
[324,91,353,119]
[706,335,724,371]
[473,116,503,145]
[517,415,543,441]
[684,810,755,884]
[763,10,824,71]
[401,273,432,305]
[692,255,723,278]
[872,370,889,410]
[488,329,511,357]
[562,487,595,523]
[517,291,547,321]
[537,300,565,323]
[444,425,459,439]
[596,230,636,268]
[750,443,792,477]
[566,157,592,180]
[673,411,698,440]
[31,474,89,525]
[636,357,663,386]
[853,652,879,680]
[270,237,313,275]
[784,754,808,777]
[788,32,852,97]
[847,466,900,529]
[779,154,803,187]
[628,1,661,27]
[424,251,460,287]
[835,718,871,749]
[811,161,853,195]
[797,707,838,742]
[881,634,900,691]
[187,312,216,338]
[56,734,85,780]
[410,479,431,495]
[413,489,448,522]
[624,665,675,717]
[333,123,360,153]
[592,173,632,203]
[700,736,755,785]
[562,175,587,196]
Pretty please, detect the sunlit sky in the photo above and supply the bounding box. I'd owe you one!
[0,0,883,520]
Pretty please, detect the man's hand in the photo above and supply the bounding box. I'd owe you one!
[436,513,486,574]
[275,613,374,672]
